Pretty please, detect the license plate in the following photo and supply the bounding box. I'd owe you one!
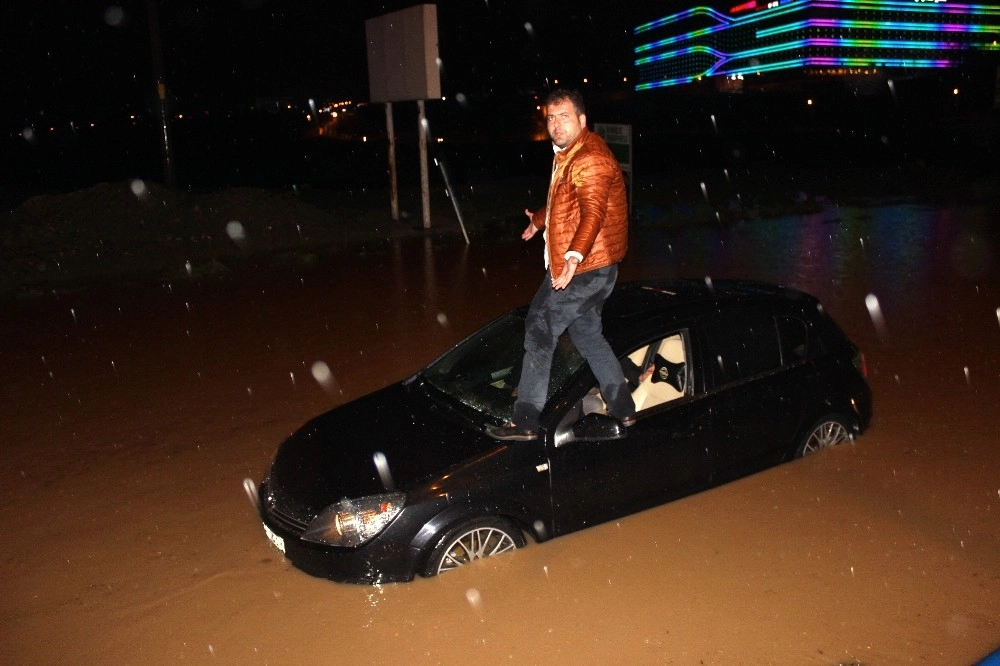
[263,523,286,554]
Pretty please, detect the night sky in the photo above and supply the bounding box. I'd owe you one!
[2,0,665,131]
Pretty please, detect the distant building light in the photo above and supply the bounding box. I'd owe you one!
[634,0,989,91]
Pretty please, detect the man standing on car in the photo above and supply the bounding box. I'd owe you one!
[487,89,634,441]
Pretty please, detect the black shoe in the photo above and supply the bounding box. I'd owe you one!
[620,415,636,427]
[486,422,538,441]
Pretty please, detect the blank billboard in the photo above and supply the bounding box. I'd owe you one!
[365,4,441,103]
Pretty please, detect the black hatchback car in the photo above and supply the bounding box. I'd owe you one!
[256,279,872,584]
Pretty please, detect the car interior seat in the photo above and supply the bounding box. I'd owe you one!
[631,335,686,411]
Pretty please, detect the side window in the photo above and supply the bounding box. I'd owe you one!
[576,331,690,419]
[775,316,809,365]
[628,333,689,412]
[707,314,781,386]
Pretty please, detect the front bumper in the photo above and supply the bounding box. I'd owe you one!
[257,481,429,584]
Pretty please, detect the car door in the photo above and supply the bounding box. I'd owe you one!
[702,310,807,478]
[545,330,714,535]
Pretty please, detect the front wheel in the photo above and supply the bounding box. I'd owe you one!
[424,518,524,576]
[797,415,853,457]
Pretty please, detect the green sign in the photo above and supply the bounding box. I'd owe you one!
[594,123,632,172]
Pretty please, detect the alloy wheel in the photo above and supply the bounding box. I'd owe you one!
[435,525,518,574]
[800,419,851,456]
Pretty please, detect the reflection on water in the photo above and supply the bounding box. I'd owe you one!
[627,202,997,319]
[356,200,997,352]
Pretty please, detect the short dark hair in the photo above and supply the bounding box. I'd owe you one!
[545,89,586,116]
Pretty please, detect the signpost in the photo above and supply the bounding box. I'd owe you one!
[365,5,440,230]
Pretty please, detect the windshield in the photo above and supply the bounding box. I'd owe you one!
[421,313,586,422]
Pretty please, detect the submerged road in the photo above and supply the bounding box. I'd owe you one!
[2,201,998,664]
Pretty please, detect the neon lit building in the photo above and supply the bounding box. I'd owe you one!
[634,0,1000,90]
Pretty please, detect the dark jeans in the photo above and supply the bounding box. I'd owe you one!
[512,264,634,429]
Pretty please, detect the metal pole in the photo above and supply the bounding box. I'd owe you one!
[435,157,470,245]
[385,102,399,221]
[147,0,176,188]
[418,99,431,229]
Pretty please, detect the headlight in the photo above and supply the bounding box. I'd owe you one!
[301,493,405,547]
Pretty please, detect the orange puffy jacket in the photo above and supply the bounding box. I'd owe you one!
[529,127,628,277]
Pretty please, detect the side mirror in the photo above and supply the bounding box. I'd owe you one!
[572,413,628,441]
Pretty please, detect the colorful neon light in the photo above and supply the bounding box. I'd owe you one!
[758,18,1000,38]
[634,0,1000,90]
[636,38,971,68]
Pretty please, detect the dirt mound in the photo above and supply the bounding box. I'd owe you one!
[0,180,345,292]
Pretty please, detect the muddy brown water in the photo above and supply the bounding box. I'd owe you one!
[2,203,998,664]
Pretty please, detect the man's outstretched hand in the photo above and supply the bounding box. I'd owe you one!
[521,209,539,241]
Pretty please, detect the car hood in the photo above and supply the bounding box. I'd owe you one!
[267,381,492,515]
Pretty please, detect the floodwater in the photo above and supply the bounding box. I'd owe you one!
[2,201,998,665]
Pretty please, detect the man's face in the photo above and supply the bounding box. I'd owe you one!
[546,99,586,149]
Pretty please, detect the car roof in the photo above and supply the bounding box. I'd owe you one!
[601,279,818,346]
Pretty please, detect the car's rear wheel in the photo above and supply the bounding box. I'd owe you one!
[425,518,524,576]
[797,415,853,457]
